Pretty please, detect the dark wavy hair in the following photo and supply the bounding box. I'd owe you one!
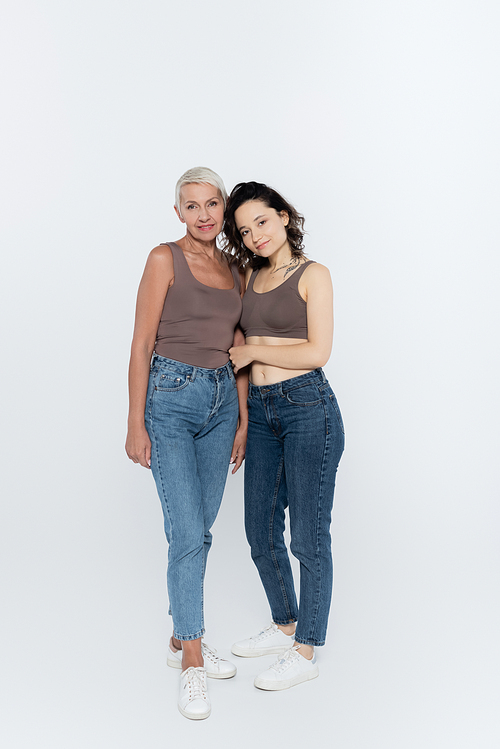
[222,181,306,269]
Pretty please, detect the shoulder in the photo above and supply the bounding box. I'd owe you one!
[301,261,331,283]
[149,243,173,261]
[298,262,332,303]
[141,244,175,284]
[146,243,175,270]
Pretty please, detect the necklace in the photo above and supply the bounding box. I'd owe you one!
[270,255,300,276]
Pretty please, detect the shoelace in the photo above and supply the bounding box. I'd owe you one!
[201,642,220,664]
[271,646,300,674]
[183,667,207,700]
[252,623,279,642]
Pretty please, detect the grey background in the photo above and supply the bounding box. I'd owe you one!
[1,0,499,746]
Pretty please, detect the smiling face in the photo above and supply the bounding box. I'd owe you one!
[234,200,289,259]
[175,182,225,241]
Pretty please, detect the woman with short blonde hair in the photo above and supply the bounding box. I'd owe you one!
[126,167,247,720]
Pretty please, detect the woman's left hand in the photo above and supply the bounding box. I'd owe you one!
[229,344,254,374]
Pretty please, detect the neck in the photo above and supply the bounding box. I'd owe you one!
[267,241,293,273]
[182,233,218,258]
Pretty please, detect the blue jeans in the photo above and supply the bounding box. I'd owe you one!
[244,369,345,647]
[145,354,239,641]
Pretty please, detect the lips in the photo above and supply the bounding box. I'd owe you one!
[198,224,215,232]
[256,240,270,250]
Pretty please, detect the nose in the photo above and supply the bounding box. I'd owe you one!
[251,227,262,244]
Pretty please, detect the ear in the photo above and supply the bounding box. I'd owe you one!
[280,210,289,227]
[174,205,185,224]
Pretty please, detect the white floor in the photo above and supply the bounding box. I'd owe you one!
[2,462,499,749]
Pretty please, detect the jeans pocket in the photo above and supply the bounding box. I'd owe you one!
[285,382,321,406]
[155,370,190,392]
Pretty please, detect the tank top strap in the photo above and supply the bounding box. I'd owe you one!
[289,259,315,286]
[247,267,259,293]
[161,241,191,280]
[250,260,314,293]
[229,260,241,293]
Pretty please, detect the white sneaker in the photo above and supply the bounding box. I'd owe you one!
[231,622,295,658]
[178,667,211,720]
[168,641,237,679]
[254,646,319,690]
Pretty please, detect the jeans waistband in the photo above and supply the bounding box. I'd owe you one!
[151,353,233,382]
[249,368,326,398]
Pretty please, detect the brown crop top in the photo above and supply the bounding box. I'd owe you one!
[240,261,315,339]
[154,242,242,368]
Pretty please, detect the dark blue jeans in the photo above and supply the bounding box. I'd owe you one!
[244,369,344,647]
[145,354,239,641]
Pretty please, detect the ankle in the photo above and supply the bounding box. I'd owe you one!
[182,653,204,670]
[294,642,314,660]
[171,635,182,652]
[180,637,203,671]
[276,622,296,636]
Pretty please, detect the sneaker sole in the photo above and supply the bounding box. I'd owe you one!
[254,666,319,691]
[178,704,211,720]
[231,644,290,658]
[168,656,236,679]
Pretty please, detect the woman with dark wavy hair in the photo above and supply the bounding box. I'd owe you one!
[224,181,345,691]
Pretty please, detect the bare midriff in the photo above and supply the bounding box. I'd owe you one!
[246,335,312,386]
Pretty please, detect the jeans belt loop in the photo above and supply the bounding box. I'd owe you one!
[190,366,197,382]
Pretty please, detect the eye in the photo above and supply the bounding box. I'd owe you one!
[209,200,219,207]
[240,230,248,237]
[186,204,196,210]
[258,220,266,226]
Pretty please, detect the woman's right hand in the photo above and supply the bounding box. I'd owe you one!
[126,244,174,470]
[125,425,152,468]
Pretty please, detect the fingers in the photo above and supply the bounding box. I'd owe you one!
[126,443,152,469]
[138,451,151,469]
[230,432,246,473]
[231,450,245,474]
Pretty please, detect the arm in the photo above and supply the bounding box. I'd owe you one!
[125,245,174,468]
[230,326,248,473]
[229,264,333,373]
[230,268,249,472]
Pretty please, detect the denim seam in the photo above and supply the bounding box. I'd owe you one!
[173,628,205,642]
[297,424,330,645]
[196,376,219,433]
[268,454,293,621]
[330,393,345,435]
[322,392,330,436]
[286,396,322,407]
[149,388,205,641]
[155,378,190,392]
[310,428,331,643]
[294,635,326,647]
[148,401,177,629]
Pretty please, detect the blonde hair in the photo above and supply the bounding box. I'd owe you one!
[175,167,227,212]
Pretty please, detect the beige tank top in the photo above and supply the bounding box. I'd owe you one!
[155,242,242,368]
